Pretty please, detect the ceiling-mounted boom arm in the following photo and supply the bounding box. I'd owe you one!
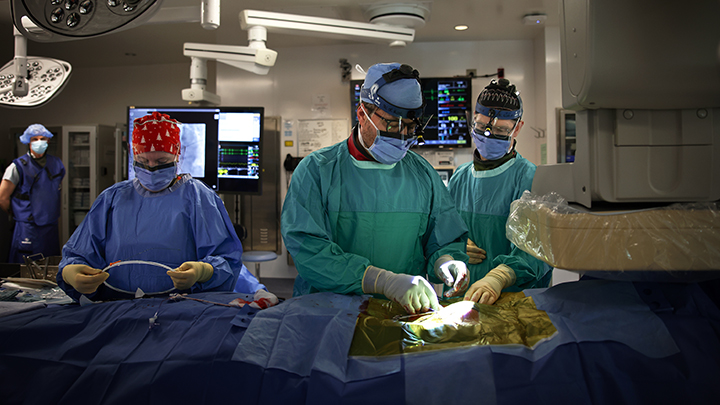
[181,7,416,103]
[12,26,28,97]
[240,9,416,47]
[181,26,277,104]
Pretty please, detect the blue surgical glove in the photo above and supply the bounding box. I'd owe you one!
[434,255,469,297]
[362,266,440,314]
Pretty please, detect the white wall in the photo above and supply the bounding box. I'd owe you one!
[218,39,552,279]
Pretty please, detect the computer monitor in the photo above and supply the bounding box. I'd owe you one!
[350,77,472,148]
[127,106,264,194]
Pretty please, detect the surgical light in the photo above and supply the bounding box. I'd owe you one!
[0,27,72,108]
[11,0,164,42]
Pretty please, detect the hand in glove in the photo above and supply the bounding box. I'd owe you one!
[464,264,516,305]
[466,239,487,264]
[434,255,469,298]
[167,261,213,290]
[62,264,109,294]
[362,266,439,314]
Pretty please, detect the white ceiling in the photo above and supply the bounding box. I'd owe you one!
[0,0,559,69]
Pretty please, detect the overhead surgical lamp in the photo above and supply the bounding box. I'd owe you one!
[11,0,165,42]
[0,27,72,108]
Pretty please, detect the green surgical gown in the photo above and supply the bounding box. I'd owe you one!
[281,138,469,296]
[448,154,552,290]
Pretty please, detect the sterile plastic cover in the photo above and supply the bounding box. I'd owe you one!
[506,191,720,272]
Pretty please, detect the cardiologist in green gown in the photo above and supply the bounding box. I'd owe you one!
[448,79,552,306]
[281,63,470,314]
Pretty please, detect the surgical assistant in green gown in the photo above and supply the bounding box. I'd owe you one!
[448,151,552,291]
[282,127,469,297]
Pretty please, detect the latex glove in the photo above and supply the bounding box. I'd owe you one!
[167,261,213,290]
[62,264,109,294]
[466,239,487,264]
[464,264,516,305]
[434,255,469,298]
[362,266,439,314]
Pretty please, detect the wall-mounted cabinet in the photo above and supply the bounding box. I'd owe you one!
[61,125,115,244]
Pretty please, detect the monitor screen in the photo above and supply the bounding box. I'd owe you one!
[127,106,264,194]
[351,77,472,148]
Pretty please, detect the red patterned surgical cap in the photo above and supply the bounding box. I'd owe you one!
[132,112,181,156]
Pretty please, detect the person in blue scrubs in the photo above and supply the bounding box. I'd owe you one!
[282,63,470,314]
[448,79,552,305]
[0,124,65,263]
[57,112,262,302]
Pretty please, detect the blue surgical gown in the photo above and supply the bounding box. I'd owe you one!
[281,138,469,296]
[448,154,552,290]
[8,153,64,263]
[58,175,261,302]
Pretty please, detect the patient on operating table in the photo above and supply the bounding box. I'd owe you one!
[57,112,266,302]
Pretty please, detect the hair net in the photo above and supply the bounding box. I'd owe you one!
[132,112,181,156]
[475,79,523,120]
[20,124,53,144]
[360,63,424,119]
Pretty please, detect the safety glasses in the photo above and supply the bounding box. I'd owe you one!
[133,160,177,172]
[372,111,418,138]
[472,117,518,140]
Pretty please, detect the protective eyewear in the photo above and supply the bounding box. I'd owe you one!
[472,117,518,140]
[133,160,177,172]
[372,111,418,138]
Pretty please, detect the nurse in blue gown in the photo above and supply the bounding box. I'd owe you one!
[57,112,262,302]
[0,124,65,263]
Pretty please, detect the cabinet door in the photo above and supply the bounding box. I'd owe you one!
[61,125,117,245]
[62,126,94,243]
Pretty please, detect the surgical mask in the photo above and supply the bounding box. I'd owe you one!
[472,130,512,160]
[30,140,48,155]
[134,161,178,192]
[360,105,416,164]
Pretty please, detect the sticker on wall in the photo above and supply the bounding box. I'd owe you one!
[297,118,348,156]
[283,119,293,137]
[311,94,330,117]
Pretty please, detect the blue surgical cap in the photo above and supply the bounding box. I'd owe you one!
[20,124,53,144]
[360,63,424,119]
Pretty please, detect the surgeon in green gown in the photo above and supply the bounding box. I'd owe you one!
[448,79,552,306]
[282,63,470,314]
